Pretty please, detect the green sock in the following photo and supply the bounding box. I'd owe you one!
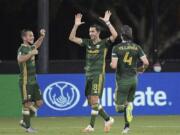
[90,104,99,128]
[23,115,31,128]
[29,104,38,117]
[30,110,35,117]
[124,107,129,126]
[22,109,31,128]
[98,105,110,121]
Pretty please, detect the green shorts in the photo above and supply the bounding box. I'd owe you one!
[115,80,136,106]
[85,74,104,98]
[19,82,42,104]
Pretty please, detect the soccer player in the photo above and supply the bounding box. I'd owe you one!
[110,25,149,134]
[69,10,117,132]
[17,29,45,133]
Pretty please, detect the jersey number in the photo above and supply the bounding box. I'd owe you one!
[93,84,98,91]
[123,52,132,66]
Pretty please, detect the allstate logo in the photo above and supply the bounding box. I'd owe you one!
[43,81,80,111]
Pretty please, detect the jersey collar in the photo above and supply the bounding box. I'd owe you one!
[21,43,31,47]
[122,40,132,43]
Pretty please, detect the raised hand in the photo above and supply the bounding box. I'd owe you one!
[99,10,112,23]
[40,29,46,37]
[75,13,85,26]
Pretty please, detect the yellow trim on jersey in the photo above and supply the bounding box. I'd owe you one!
[22,63,28,100]
[115,80,118,103]
[102,48,108,74]
[98,74,103,93]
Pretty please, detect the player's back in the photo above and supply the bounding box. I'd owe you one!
[113,41,143,81]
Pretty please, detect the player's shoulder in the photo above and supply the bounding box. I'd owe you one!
[18,44,31,53]
[111,43,121,53]
[133,43,140,47]
[102,38,113,45]
[82,38,91,43]
[17,44,25,55]
[128,41,140,47]
[134,43,143,50]
[113,42,124,49]
[81,38,91,46]
[17,44,25,51]
[128,42,142,50]
[102,38,110,42]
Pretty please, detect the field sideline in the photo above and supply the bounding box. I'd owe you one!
[0,116,179,135]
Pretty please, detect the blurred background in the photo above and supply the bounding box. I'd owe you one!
[0,0,180,73]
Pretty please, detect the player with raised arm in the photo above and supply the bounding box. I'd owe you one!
[17,29,45,133]
[69,10,117,133]
[110,25,149,134]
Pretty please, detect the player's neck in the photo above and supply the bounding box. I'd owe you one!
[92,37,101,44]
[23,41,31,46]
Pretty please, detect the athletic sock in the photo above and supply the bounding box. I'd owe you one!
[29,104,38,117]
[98,104,110,121]
[124,107,129,128]
[90,103,99,128]
[124,122,130,129]
[30,110,35,117]
[22,108,31,128]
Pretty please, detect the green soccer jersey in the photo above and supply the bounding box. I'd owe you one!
[112,41,145,82]
[17,44,36,84]
[81,38,111,76]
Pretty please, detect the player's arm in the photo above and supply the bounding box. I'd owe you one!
[137,46,149,73]
[34,29,46,49]
[99,10,118,42]
[69,13,85,45]
[110,46,118,69]
[137,55,149,72]
[17,49,38,63]
[110,57,118,69]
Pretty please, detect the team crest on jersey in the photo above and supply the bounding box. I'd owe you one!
[96,45,100,49]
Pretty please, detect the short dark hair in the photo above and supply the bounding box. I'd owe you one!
[90,24,102,32]
[21,29,32,38]
[121,25,133,40]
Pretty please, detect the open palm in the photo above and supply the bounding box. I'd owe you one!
[75,13,85,26]
[99,10,112,22]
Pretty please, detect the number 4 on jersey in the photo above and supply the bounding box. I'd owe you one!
[123,52,132,66]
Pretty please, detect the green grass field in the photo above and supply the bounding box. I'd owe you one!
[0,116,180,135]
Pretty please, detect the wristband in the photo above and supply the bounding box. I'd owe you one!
[106,21,111,26]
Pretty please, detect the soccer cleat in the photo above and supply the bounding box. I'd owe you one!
[19,120,27,129]
[126,104,133,123]
[104,117,114,133]
[26,127,37,133]
[122,127,130,134]
[82,125,94,133]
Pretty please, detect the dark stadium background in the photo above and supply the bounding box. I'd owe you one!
[0,0,180,73]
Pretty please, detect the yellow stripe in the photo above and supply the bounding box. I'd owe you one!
[22,63,28,100]
[98,74,103,92]
[115,80,118,91]
[102,48,108,74]
[115,80,118,103]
